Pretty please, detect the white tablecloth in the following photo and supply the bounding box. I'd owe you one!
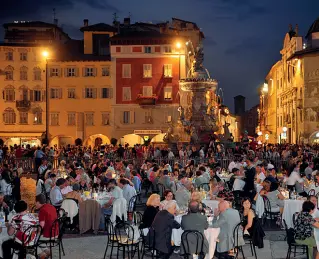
[202,200,219,211]
[172,215,220,259]
[282,199,304,228]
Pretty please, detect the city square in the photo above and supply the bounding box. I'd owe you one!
[1,1,319,259]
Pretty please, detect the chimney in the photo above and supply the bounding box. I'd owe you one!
[295,24,299,36]
[124,17,130,26]
[289,24,293,31]
[83,19,89,27]
[54,19,58,26]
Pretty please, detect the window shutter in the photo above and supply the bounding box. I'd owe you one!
[82,88,86,98]
[41,90,46,102]
[109,88,113,99]
[93,68,97,77]
[98,88,101,98]
[120,112,124,124]
[64,68,68,77]
[130,110,135,124]
[2,90,4,100]
[82,68,86,77]
[30,90,34,102]
[93,88,97,99]
[59,88,63,99]
[76,67,79,77]
[58,68,62,77]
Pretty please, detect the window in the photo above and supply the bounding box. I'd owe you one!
[164,86,172,100]
[67,113,76,126]
[50,88,62,99]
[19,112,28,124]
[50,68,60,77]
[101,88,112,99]
[102,66,110,76]
[144,110,153,123]
[66,67,76,77]
[4,87,15,102]
[122,64,131,78]
[5,52,13,61]
[142,86,153,97]
[34,109,42,124]
[85,113,94,126]
[143,64,152,78]
[67,88,76,99]
[122,46,131,53]
[4,66,14,80]
[84,67,95,77]
[166,115,172,123]
[102,112,110,125]
[122,87,131,101]
[163,46,172,53]
[164,64,172,77]
[33,90,43,102]
[84,88,97,98]
[50,113,59,126]
[123,111,130,124]
[3,108,16,124]
[33,67,41,80]
[144,46,152,53]
[20,52,27,61]
[20,67,28,80]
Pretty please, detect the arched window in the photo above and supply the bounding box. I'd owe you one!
[19,85,29,101]
[4,66,14,80]
[3,108,16,124]
[3,85,15,102]
[33,107,42,124]
[33,67,41,81]
[20,66,28,80]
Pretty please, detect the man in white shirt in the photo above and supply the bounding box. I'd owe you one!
[118,178,136,209]
[256,164,266,184]
[228,159,239,173]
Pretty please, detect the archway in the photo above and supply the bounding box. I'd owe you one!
[151,133,165,143]
[50,135,74,147]
[119,134,144,147]
[86,134,110,147]
[309,131,319,144]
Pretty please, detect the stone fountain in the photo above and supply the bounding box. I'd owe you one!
[164,44,219,147]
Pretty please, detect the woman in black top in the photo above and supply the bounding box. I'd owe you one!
[141,194,160,229]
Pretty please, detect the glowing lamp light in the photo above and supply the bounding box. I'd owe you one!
[262,83,268,93]
[257,131,262,136]
[258,140,262,145]
[42,51,49,58]
[316,132,319,138]
[176,42,181,49]
[265,134,269,140]
[283,127,288,132]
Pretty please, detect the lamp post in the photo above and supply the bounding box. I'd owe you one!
[176,42,182,79]
[42,51,49,145]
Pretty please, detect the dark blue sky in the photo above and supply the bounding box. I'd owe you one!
[1,0,319,111]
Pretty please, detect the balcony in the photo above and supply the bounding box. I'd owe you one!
[16,100,31,112]
[137,94,158,106]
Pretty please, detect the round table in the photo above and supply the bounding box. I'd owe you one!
[202,199,219,211]
[172,215,220,259]
[282,199,304,228]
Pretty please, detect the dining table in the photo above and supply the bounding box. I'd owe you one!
[171,214,220,259]
[282,199,305,228]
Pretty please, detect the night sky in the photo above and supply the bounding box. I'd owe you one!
[1,0,319,111]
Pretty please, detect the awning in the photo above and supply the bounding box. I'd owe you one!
[0,132,43,138]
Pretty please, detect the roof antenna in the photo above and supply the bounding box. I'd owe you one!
[53,8,56,21]
[53,8,58,25]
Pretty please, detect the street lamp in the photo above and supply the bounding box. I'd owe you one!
[42,50,50,145]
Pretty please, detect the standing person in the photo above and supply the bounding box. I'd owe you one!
[35,147,45,176]
[243,158,256,200]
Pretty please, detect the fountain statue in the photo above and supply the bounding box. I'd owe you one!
[174,43,219,145]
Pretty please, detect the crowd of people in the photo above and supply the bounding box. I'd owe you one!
[0,142,319,258]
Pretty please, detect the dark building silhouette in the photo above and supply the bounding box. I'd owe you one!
[234,95,245,116]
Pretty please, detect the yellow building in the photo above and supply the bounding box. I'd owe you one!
[259,20,319,144]
[0,20,116,147]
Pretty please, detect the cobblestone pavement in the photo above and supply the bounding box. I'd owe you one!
[49,231,307,259]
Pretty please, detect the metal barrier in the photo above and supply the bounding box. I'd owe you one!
[3,155,290,173]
